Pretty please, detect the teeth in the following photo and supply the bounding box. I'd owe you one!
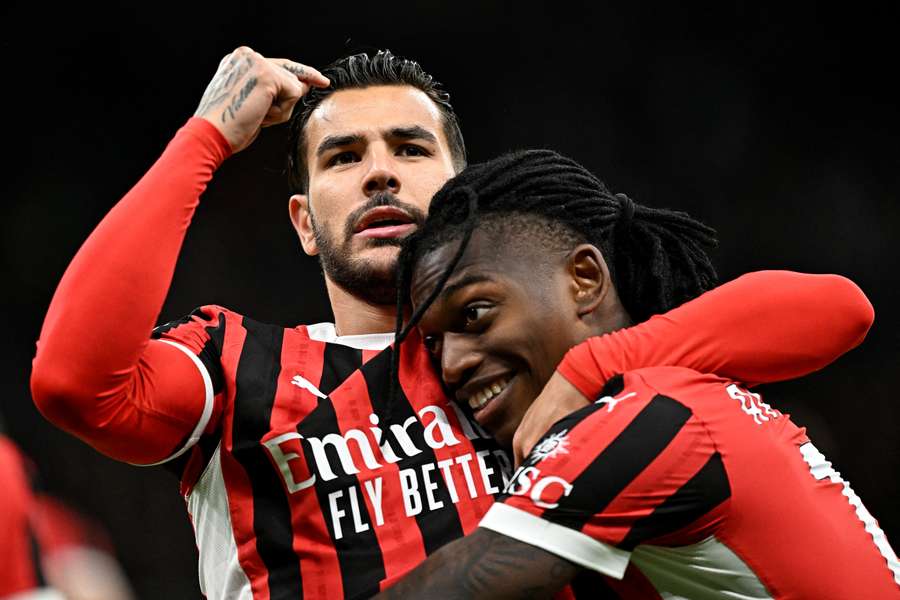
[468,379,509,410]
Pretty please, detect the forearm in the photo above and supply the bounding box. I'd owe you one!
[559,270,874,399]
[376,528,578,600]
[30,119,229,459]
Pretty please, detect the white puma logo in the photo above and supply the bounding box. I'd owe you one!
[290,374,327,399]
[596,391,637,412]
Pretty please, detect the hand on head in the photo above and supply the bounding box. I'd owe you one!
[195,46,330,153]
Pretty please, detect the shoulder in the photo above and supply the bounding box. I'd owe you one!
[607,367,731,406]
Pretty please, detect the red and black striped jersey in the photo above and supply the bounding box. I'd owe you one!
[481,367,900,599]
[153,305,510,600]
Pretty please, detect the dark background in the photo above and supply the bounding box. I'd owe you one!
[2,2,897,597]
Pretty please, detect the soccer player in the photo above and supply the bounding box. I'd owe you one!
[377,149,900,598]
[30,47,875,598]
[0,430,135,600]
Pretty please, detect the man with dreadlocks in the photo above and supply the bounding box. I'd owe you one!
[31,45,875,599]
[377,149,899,599]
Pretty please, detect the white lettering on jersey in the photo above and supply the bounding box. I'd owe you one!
[268,406,468,488]
[263,432,316,492]
[726,384,780,425]
[476,450,500,495]
[507,465,573,510]
[399,468,422,516]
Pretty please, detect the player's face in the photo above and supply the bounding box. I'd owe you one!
[411,229,587,447]
[290,85,458,304]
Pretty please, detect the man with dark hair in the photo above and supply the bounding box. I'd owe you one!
[30,47,874,598]
[377,149,899,598]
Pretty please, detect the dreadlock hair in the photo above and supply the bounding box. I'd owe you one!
[386,149,719,411]
[285,50,467,194]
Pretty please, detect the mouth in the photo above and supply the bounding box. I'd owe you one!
[460,375,514,427]
[353,207,417,239]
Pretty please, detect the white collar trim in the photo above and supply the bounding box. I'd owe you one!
[305,322,395,351]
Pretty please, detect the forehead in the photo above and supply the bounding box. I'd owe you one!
[305,85,447,147]
[411,228,547,304]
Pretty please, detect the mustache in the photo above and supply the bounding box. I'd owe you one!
[343,192,427,239]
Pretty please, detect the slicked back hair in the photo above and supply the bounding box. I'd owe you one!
[387,149,719,407]
[286,50,467,194]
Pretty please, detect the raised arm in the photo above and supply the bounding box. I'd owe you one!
[514,270,873,463]
[29,47,327,464]
[559,270,873,398]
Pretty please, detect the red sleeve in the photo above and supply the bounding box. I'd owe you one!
[557,271,874,400]
[0,438,40,594]
[30,118,231,465]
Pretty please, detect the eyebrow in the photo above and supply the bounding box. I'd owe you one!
[315,126,439,159]
[387,125,438,144]
[316,133,365,158]
[438,273,493,302]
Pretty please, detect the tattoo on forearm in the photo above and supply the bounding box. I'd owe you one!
[221,77,258,123]
[378,529,579,599]
[195,55,253,116]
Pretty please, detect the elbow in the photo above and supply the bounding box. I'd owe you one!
[828,275,875,349]
[30,356,91,433]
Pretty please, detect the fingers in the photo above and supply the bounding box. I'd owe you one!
[272,59,330,88]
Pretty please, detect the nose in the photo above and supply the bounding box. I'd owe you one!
[362,147,401,197]
[441,333,481,391]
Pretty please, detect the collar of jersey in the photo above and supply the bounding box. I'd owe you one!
[306,322,395,351]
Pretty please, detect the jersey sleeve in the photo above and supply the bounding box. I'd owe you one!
[479,371,729,579]
[557,270,874,400]
[30,118,232,465]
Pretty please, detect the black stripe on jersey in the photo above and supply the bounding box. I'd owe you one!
[231,317,303,600]
[202,314,226,395]
[619,451,731,551]
[598,374,626,399]
[545,394,692,532]
[361,348,466,555]
[571,569,621,599]
[151,307,226,395]
[318,343,362,395]
[297,343,386,600]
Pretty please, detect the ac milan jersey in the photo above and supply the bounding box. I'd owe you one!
[480,367,900,599]
[153,305,511,600]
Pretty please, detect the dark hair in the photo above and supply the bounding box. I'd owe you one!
[388,149,719,404]
[286,50,467,194]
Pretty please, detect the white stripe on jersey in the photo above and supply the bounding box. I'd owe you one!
[479,502,631,579]
[187,443,252,599]
[130,339,215,467]
[800,441,900,585]
[631,536,772,599]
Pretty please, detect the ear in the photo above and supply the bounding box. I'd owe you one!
[565,244,612,318]
[289,194,319,256]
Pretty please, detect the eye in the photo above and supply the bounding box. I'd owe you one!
[463,303,492,326]
[327,151,359,167]
[397,144,430,158]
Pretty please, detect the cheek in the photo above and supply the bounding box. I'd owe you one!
[408,167,456,210]
[310,182,352,229]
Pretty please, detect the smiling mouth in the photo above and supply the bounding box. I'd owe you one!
[465,376,511,413]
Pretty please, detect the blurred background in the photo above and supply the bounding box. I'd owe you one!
[2,1,897,597]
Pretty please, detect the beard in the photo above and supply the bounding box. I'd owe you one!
[311,192,426,306]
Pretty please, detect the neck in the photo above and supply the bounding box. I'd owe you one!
[323,276,405,336]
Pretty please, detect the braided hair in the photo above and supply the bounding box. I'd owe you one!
[387,149,718,409]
